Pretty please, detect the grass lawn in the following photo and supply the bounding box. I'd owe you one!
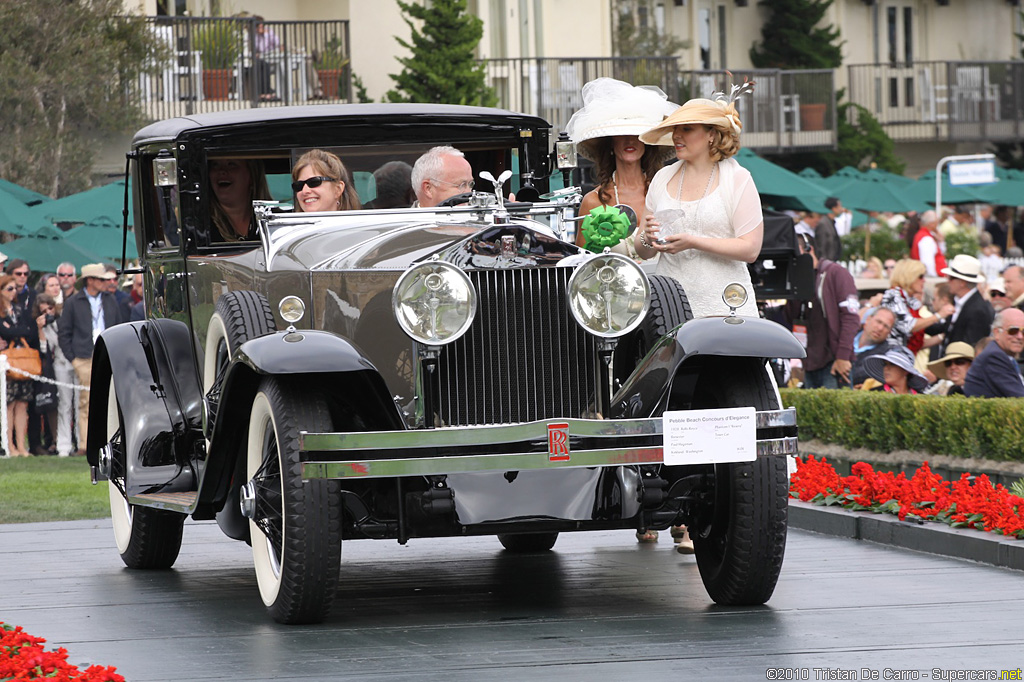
[0,457,110,523]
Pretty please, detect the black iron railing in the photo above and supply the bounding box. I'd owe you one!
[128,16,351,120]
[847,60,1024,143]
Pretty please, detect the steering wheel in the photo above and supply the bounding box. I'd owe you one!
[437,192,475,207]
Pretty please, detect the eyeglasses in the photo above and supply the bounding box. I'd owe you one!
[944,358,972,367]
[12,270,28,277]
[998,326,1023,336]
[991,291,1007,297]
[431,178,474,192]
[291,176,337,193]
[2,286,15,292]
[57,272,75,278]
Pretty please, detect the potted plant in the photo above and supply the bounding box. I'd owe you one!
[193,21,242,100]
[313,38,349,99]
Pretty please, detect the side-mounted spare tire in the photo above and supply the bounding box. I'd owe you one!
[615,274,693,384]
[692,360,788,606]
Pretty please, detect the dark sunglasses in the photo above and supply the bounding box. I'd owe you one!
[12,270,28,277]
[944,358,971,367]
[1000,326,1023,337]
[991,290,1007,297]
[2,286,15,292]
[57,272,75,278]
[291,176,337,193]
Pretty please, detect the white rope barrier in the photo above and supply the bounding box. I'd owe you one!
[0,354,89,458]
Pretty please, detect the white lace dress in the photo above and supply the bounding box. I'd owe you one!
[647,159,761,319]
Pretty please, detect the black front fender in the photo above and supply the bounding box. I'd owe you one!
[89,319,204,495]
[609,316,804,419]
[199,329,405,509]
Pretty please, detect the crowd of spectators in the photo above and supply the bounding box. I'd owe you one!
[783,201,1024,399]
[0,255,139,457]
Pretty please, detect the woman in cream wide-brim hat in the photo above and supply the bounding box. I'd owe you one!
[631,85,763,320]
[564,78,677,249]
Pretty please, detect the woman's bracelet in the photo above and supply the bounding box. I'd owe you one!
[638,229,653,250]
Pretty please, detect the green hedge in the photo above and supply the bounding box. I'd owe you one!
[780,388,1024,462]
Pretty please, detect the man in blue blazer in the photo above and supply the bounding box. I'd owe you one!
[963,308,1024,398]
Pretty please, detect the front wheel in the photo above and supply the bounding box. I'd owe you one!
[247,377,342,624]
[106,375,184,569]
[497,532,559,553]
[691,362,788,605]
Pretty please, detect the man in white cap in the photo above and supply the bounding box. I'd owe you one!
[57,264,121,455]
[926,254,993,355]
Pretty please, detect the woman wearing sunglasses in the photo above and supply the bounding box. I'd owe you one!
[291,149,361,213]
[925,342,975,396]
[0,273,41,456]
[209,158,272,242]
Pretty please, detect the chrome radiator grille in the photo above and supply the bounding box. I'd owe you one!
[436,268,600,426]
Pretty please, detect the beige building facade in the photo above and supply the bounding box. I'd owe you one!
[110,0,1024,176]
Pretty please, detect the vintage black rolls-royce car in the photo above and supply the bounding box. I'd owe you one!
[90,103,804,624]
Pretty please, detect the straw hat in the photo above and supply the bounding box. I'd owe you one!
[863,345,930,392]
[941,254,986,283]
[926,341,976,380]
[639,94,746,147]
[564,78,678,161]
[78,263,116,285]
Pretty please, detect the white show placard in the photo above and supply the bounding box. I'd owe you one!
[663,407,756,465]
[949,160,996,186]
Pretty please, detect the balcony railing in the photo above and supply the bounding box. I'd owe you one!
[128,16,351,120]
[480,58,836,153]
[846,61,1024,143]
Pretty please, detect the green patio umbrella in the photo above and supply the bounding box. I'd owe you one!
[734,148,830,213]
[0,225,105,272]
[31,179,134,227]
[905,170,987,206]
[817,166,864,191]
[863,167,913,187]
[835,175,926,214]
[0,187,49,236]
[798,167,824,181]
[0,179,51,207]
[62,222,138,263]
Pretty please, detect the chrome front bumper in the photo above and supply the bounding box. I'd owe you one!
[299,407,798,480]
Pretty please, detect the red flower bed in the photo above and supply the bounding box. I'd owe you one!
[0,622,123,681]
[790,456,1024,539]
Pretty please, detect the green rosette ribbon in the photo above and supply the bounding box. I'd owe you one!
[580,205,630,253]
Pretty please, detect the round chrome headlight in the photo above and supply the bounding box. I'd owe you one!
[393,261,477,345]
[278,296,305,324]
[722,282,749,310]
[567,253,649,338]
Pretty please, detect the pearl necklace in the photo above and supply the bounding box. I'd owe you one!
[676,161,717,203]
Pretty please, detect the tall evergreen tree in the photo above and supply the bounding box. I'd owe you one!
[385,0,496,106]
[749,0,842,70]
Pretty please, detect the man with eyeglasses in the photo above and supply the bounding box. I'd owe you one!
[6,259,35,317]
[56,263,78,300]
[963,308,1024,398]
[410,146,475,208]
